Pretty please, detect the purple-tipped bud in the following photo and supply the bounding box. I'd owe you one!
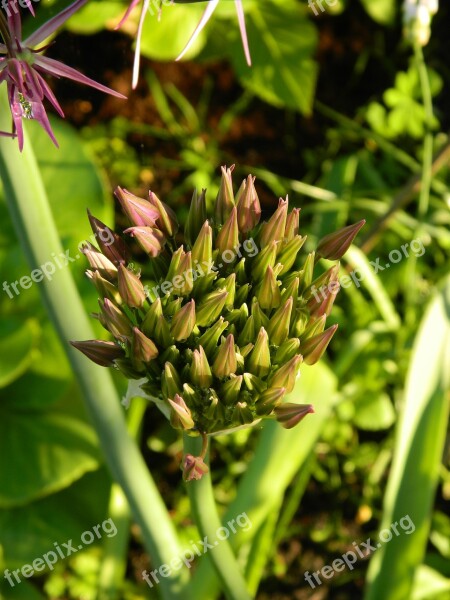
[114,187,160,227]
[99,299,132,339]
[70,339,124,367]
[274,337,301,364]
[256,265,281,310]
[269,354,303,393]
[118,264,146,308]
[81,242,117,278]
[124,226,165,257]
[247,327,271,377]
[212,334,237,378]
[87,211,129,265]
[284,208,300,241]
[307,280,340,318]
[190,346,213,388]
[196,290,228,328]
[185,189,207,246]
[316,220,365,261]
[132,327,159,362]
[236,175,261,233]
[260,198,288,247]
[171,300,196,341]
[147,191,178,237]
[86,270,120,302]
[169,394,194,430]
[142,298,163,337]
[182,454,209,482]
[275,403,314,429]
[267,297,293,345]
[191,221,213,267]
[215,206,239,254]
[301,324,338,365]
[214,165,235,225]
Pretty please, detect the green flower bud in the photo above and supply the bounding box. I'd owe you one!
[236,175,261,233]
[260,198,288,247]
[191,220,213,267]
[86,270,121,303]
[220,375,243,404]
[162,362,182,400]
[267,297,293,345]
[243,372,267,394]
[232,402,254,425]
[182,454,209,482]
[168,394,194,430]
[251,240,277,281]
[302,314,326,340]
[255,387,286,416]
[99,299,131,339]
[284,207,300,241]
[198,317,229,357]
[196,290,228,327]
[215,206,239,255]
[171,299,196,341]
[185,189,207,246]
[275,403,314,429]
[274,337,300,364]
[147,191,178,237]
[247,327,271,377]
[142,297,163,338]
[251,299,269,331]
[214,164,235,225]
[269,354,303,393]
[256,265,281,310]
[190,346,213,388]
[212,334,237,378]
[132,327,159,363]
[299,252,315,290]
[81,242,117,278]
[301,324,338,365]
[118,264,146,308]
[277,235,306,274]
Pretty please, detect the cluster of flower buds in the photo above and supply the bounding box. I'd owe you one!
[403,0,438,46]
[72,166,364,479]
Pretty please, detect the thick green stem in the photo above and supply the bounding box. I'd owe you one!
[183,434,252,600]
[0,99,189,599]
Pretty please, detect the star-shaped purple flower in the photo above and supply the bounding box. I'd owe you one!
[0,1,126,150]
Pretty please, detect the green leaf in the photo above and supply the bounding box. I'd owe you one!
[365,276,450,600]
[0,319,39,388]
[353,391,396,431]
[0,469,111,569]
[359,0,396,25]
[411,565,450,600]
[140,3,207,61]
[66,1,125,34]
[231,0,318,114]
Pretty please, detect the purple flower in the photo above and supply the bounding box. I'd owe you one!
[118,0,250,89]
[0,1,126,150]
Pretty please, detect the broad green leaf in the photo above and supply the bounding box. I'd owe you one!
[359,0,396,25]
[412,565,450,600]
[353,391,396,431]
[0,319,39,388]
[231,0,318,114]
[0,469,111,569]
[66,1,125,34]
[365,276,450,600]
[140,3,206,61]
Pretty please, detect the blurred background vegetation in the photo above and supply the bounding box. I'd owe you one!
[0,0,449,598]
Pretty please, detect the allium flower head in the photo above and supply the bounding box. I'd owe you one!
[0,0,125,150]
[73,169,364,475]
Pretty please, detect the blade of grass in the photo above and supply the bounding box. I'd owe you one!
[365,275,450,600]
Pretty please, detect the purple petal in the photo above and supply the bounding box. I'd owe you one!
[35,71,65,117]
[30,100,59,148]
[115,0,141,30]
[33,56,126,99]
[24,0,90,47]
[176,0,219,62]
[234,0,251,66]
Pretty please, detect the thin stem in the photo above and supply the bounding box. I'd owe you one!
[414,42,434,219]
[183,434,252,600]
[0,92,189,599]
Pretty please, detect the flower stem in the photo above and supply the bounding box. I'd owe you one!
[183,433,252,600]
[0,94,189,599]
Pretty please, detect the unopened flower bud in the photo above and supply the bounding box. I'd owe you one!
[169,394,194,430]
[185,189,207,246]
[301,324,338,365]
[216,206,239,254]
[214,164,235,225]
[132,327,159,362]
[275,403,314,429]
[191,346,213,388]
[124,226,165,257]
[114,187,160,227]
[247,327,271,377]
[260,198,288,247]
[236,175,261,233]
[182,454,209,482]
[70,339,124,367]
[256,266,281,310]
[171,300,196,341]
[269,354,302,393]
[316,220,365,261]
[118,264,146,308]
[212,334,237,378]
